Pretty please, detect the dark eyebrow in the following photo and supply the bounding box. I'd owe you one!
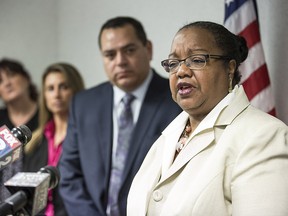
[168,48,208,59]
[168,52,177,59]
[123,43,137,49]
[102,43,137,54]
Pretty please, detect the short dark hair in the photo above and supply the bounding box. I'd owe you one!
[0,58,38,102]
[178,21,249,86]
[98,16,148,49]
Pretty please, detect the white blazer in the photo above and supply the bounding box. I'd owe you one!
[127,86,288,216]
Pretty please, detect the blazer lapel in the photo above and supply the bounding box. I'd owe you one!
[121,71,166,182]
[97,84,114,179]
[159,128,215,184]
[159,86,249,183]
[159,86,250,184]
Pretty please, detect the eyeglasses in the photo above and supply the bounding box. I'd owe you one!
[161,54,231,73]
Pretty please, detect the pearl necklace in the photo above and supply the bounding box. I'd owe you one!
[176,120,192,153]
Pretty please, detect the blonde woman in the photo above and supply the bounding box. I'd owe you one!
[24,63,84,216]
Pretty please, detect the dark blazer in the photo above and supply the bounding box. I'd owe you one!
[59,71,182,216]
[23,138,68,216]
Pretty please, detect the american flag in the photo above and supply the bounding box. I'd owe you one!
[224,0,276,116]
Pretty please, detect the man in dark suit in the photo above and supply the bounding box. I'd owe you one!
[59,16,181,216]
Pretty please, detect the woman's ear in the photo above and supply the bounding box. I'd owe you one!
[228,59,236,77]
[228,60,236,92]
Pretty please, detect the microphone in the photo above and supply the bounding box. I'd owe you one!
[0,125,32,170]
[0,166,60,216]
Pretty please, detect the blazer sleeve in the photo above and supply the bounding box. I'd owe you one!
[231,120,288,216]
[59,95,103,216]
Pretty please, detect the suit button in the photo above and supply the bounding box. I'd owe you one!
[153,190,163,202]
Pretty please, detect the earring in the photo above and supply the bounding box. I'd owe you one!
[228,76,233,93]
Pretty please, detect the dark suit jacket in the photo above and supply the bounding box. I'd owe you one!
[23,137,68,216]
[59,71,182,216]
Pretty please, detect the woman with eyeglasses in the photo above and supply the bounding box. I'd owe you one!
[127,21,288,216]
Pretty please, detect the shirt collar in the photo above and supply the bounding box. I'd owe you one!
[113,69,153,106]
[163,86,237,138]
[191,87,236,136]
[44,119,55,140]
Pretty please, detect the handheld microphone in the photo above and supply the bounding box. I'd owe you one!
[0,166,60,216]
[0,125,32,171]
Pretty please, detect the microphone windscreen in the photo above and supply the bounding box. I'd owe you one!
[38,166,60,189]
[11,125,32,145]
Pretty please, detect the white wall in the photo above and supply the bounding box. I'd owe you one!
[0,0,287,124]
[0,0,58,89]
[57,0,224,86]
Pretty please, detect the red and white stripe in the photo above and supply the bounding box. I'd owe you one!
[224,0,276,116]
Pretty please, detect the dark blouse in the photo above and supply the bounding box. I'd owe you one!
[0,108,39,132]
[0,107,39,202]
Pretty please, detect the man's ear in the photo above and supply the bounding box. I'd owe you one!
[146,40,153,61]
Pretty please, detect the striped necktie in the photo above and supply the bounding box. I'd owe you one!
[107,94,135,216]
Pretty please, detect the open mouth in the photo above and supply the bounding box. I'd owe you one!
[177,82,194,96]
